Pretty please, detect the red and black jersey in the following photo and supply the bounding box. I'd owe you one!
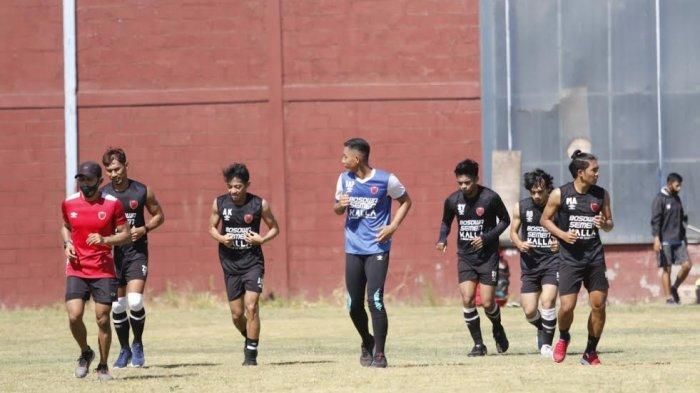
[62,192,127,278]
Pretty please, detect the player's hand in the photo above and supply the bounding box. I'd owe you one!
[376,224,397,243]
[339,194,350,207]
[86,233,105,246]
[436,242,447,253]
[516,240,532,253]
[593,213,607,230]
[562,231,578,245]
[131,226,147,242]
[64,242,77,260]
[222,233,234,247]
[549,238,560,252]
[653,237,662,252]
[245,231,265,245]
[470,236,484,250]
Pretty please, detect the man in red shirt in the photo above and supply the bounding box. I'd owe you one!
[61,161,130,381]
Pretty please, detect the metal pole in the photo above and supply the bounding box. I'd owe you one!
[63,0,78,196]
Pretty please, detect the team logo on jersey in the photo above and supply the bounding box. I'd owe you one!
[565,197,577,210]
[370,186,379,195]
[666,203,671,210]
[457,204,466,215]
[129,200,138,210]
[98,211,107,220]
[244,214,253,224]
[526,210,533,223]
[476,207,485,217]
[590,202,600,213]
[222,208,233,221]
[70,212,78,218]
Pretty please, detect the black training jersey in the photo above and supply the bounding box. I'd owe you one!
[519,197,557,271]
[557,182,606,265]
[439,186,510,263]
[101,179,148,262]
[217,193,264,274]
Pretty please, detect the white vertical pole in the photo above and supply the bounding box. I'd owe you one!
[655,0,664,186]
[63,0,78,196]
[505,0,513,150]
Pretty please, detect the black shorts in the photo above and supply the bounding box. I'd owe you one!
[521,263,559,293]
[658,242,690,268]
[458,253,499,286]
[115,258,148,287]
[224,265,264,301]
[65,276,118,305]
[558,261,609,296]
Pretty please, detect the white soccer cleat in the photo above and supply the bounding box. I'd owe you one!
[540,344,553,359]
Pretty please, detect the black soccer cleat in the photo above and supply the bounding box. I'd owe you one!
[493,325,509,354]
[369,352,388,368]
[360,336,374,367]
[467,343,487,357]
[242,347,258,366]
[74,347,95,378]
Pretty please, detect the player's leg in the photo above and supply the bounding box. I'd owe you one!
[126,277,147,367]
[539,283,558,354]
[553,263,582,363]
[671,243,692,303]
[65,276,94,378]
[458,265,486,356]
[111,285,131,368]
[581,262,609,365]
[241,266,263,366]
[345,253,373,366]
[520,291,541,346]
[92,278,117,380]
[480,258,508,354]
[365,252,389,368]
[658,246,674,303]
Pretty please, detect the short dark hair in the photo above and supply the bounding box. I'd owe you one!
[524,168,554,191]
[568,149,597,178]
[344,138,370,162]
[454,159,479,178]
[223,163,250,183]
[102,147,127,166]
[667,172,683,184]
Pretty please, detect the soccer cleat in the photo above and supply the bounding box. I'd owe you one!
[243,347,258,366]
[95,364,113,381]
[113,347,132,369]
[670,286,680,304]
[553,339,569,363]
[666,298,677,305]
[242,358,258,366]
[467,344,487,357]
[540,344,553,359]
[493,325,509,354]
[360,337,374,367]
[580,351,601,365]
[131,342,145,367]
[74,347,95,378]
[369,352,388,368]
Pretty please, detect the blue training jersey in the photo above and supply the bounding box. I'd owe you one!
[335,169,406,254]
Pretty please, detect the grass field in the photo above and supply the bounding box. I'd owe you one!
[1,296,698,393]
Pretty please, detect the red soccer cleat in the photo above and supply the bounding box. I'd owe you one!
[580,351,601,365]
[553,339,569,363]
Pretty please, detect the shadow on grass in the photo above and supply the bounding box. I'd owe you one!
[267,360,335,366]
[118,372,198,380]
[148,362,220,369]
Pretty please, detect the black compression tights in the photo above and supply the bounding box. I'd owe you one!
[345,253,389,354]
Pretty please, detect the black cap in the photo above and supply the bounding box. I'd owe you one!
[75,161,102,179]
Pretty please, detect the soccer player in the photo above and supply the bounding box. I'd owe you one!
[333,138,412,368]
[61,161,130,380]
[509,169,559,358]
[100,147,165,368]
[209,163,279,366]
[652,173,693,304]
[540,150,613,365]
[436,159,511,357]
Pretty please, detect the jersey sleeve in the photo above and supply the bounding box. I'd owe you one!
[61,200,69,223]
[334,174,344,201]
[387,174,406,199]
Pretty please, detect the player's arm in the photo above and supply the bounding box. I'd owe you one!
[131,186,165,241]
[541,188,576,244]
[246,199,280,246]
[650,195,664,251]
[87,222,130,246]
[377,192,412,243]
[333,175,349,215]
[61,222,77,260]
[509,202,530,253]
[594,191,614,232]
[208,198,232,247]
[436,198,455,252]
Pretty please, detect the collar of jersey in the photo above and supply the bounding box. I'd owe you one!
[351,169,376,184]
